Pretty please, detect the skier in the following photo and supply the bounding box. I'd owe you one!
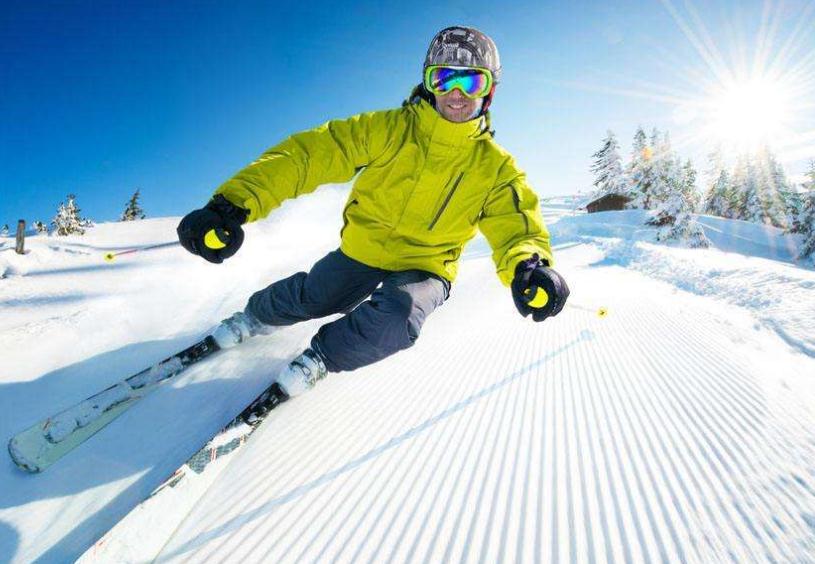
[177,26,570,399]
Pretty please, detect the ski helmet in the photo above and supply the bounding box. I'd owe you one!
[424,26,501,82]
[423,26,501,114]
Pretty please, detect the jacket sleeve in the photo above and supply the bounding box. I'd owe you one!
[214,110,394,222]
[478,158,554,287]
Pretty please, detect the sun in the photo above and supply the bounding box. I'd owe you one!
[703,76,793,152]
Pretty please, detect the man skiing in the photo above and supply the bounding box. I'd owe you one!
[178,26,569,399]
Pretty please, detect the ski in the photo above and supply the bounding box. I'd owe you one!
[8,336,221,473]
[80,380,289,562]
[148,381,289,498]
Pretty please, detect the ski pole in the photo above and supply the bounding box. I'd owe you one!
[524,287,608,318]
[103,228,230,262]
[103,241,180,262]
[566,302,608,318]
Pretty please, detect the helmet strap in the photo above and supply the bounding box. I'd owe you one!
[479,84,496,116]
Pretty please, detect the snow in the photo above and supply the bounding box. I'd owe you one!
[1,191,814,562]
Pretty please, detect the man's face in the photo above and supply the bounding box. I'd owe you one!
[434,88,484,123]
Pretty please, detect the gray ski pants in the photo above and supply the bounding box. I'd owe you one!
[245,249,451,373]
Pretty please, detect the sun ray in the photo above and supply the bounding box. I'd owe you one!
[548,78,692,106]
[752,0,781,78]
[556,0,814,177]
[659,0,734,83]
[770,0,815,72]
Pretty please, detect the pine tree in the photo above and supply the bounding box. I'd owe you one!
[682,159,701,212]
[798,188,815,262]
[120,188,146,221]
[648,158,709,247]
[627,127,654,209]
[1,225,8,237]
[766,151,789,227]
[702,146,727,216]
[788,161,815,235]
[649,130,680,210]
[752,147,787,226]
[590,131,627,198]
[729,154,753,220]
[743,158,763,223]
[52,194,92,236]
[704,169,732,217]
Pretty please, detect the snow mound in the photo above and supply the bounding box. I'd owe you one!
[552,210,815,356]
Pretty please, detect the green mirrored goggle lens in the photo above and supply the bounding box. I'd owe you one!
[424,66,492,99]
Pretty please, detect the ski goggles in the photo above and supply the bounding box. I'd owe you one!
[424,65,493,99]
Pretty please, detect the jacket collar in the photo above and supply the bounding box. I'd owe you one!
[412,98,491,145]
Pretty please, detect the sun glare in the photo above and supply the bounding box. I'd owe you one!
[705,77,792,151]
[569,1,815,166]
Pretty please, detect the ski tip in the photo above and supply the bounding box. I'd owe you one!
[8,438,43,473]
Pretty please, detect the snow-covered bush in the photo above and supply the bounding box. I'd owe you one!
[120,189,146,221]
[52,194,92,236]
[33,220,48,234]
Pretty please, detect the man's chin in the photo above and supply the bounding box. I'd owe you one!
[436,106,479,123]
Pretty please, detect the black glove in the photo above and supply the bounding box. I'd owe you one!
[511,253,570,322]
[177,195,248,263]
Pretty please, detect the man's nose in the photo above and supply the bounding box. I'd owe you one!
[449,87,466,100]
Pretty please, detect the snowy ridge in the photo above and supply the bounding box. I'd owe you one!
[1,196,814,562]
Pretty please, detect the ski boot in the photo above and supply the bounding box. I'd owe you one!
[211,310,273,349]
[276,348,328,397]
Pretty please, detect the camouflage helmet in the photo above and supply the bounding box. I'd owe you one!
[423,26,502,84]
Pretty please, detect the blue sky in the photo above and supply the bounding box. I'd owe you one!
[2,0,814,226]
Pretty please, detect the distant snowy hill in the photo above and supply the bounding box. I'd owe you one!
[1,190,814,562]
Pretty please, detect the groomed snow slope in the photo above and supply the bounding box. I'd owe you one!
[1,192,814,562]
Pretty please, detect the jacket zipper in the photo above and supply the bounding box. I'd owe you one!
[428,173,464,231]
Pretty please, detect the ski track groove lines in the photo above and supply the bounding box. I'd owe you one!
[148,258,815,564]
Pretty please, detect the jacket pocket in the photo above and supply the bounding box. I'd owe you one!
[340,199,358,238]
[428,172,464,231]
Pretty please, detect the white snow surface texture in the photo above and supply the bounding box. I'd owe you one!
[1,188,814,563]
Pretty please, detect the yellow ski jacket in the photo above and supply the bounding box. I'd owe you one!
[214,97,553,286]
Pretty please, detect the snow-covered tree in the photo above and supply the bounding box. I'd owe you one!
[702,147,728,216]
[783,160,814,234]
[1,224,8,237]
[704,169,732,217]
[742,158,764,223]
[120,189,146,221]
[590,131,627,198]
[752,148,788,227]
[627,127,654,209]
[648,158,709,247]
[783,189,805,234]
[648,130,682,210]
[33,220,48,234]
[728,155,753,220]
[52,194,92,236]
[682,159,702,212]
[797,188,815,262]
